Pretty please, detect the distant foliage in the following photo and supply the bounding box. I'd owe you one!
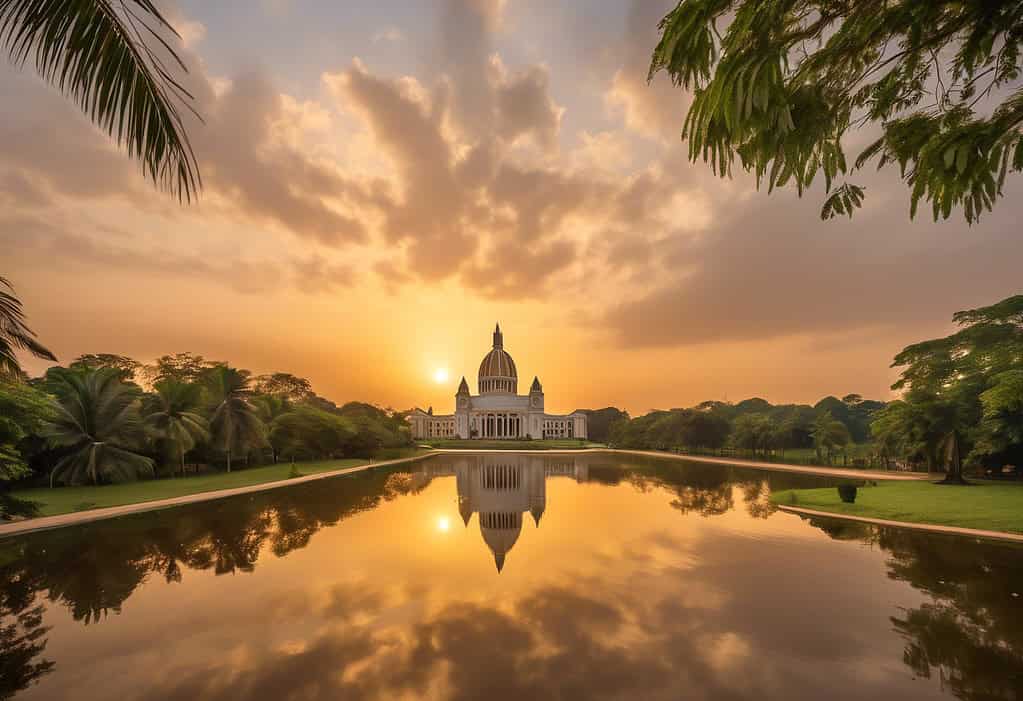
[607,393,878,463]
[576,407,629,443]
[651,0,1023,223]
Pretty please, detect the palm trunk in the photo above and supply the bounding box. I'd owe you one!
[226,449,232,473]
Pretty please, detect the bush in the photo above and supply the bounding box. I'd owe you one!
[837,484,857,503]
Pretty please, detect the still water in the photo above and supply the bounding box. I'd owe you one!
[1,453,1021,700]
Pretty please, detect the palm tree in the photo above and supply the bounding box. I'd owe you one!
[45,367,154,485]
[0,0,201,201]
[145,379,208,477]
[255,393,292,463]
[0,277,56,378]
[206,366,264,472]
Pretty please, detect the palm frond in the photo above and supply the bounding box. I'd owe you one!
[0,276,55,378]
[0,0,202,201]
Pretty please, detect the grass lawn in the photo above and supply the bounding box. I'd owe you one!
[423,439,603,450]
[10,450,429,518]
[771,479,1023,534]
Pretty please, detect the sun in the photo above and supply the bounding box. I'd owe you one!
[436,516,451,532]
[433,368,449,384]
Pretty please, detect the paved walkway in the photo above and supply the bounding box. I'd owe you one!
[778,505,1023,544]
[0,453,432,539]
[433,447,929,481]
[608,449,931,481]
[0,448,928,539]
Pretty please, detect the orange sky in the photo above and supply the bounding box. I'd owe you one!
[2,0,1020,415]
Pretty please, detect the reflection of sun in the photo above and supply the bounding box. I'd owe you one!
[436,516,451,532]
[433,368,449,384]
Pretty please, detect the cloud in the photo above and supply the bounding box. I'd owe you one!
[492,61,564,152]
[603,175,1023,347]
[0,24,368,249]
[604,0,690,142]
[0,211,361,297]
[372,26,404,43]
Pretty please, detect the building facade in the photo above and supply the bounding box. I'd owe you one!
[408,324,587,441]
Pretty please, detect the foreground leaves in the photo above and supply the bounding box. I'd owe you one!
[0,0,201,200]
[651,0,1023,223]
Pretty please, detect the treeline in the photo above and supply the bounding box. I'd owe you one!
[599,294,1023,476]
[604,394,881,465]
[0,352,412,493]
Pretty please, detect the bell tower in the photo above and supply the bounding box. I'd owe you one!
[455,376,471,439]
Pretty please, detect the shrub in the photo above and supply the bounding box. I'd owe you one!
[837,484,858,503]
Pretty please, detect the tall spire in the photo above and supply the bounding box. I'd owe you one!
[530,376,542,393]
[457,376,470,394]
[493,322,503,349]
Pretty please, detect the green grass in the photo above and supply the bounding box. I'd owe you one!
[771,480,1023,534]
[422,439,603,450]
[10,449,430,519]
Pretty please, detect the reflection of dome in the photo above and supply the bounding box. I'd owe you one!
[479,511,523,572]
[530,497,545,526]
[458,496,474,526]
[478,324,517,394]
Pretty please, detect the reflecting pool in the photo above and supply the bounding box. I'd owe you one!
[1,453,1021,700]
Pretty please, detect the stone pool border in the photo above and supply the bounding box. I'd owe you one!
[0,448,930,539]
[777,505,1023,544]
[0,453,435,539]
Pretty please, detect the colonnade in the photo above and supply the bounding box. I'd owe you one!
[473,412,525,438]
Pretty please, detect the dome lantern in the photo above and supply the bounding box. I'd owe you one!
[478,323,518,394]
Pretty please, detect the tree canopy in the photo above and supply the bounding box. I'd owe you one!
[872,294,1023,473]
[650,0,1023,223]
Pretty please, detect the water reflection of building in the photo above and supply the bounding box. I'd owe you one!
[415,455,588,572]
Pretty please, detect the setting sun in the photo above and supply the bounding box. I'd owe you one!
[436,516,451,532]
[433,368,449,384]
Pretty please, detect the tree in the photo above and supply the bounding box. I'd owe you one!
[679,410,731,450]
[145,379,208,477]
[142,353,216,385]
[812,411,850,464]
[267,405,355,461]
[205,366,263,472]
[0,0,200,200]
[69,354,141,383]
[44,367,154,485]
[255,394,292,463]
[975,369,1023,468]
[730,413,775,457]
[576,407,629,444]
[253,373,313,402]
[0,277,55,379]
[650,1,1023,223]
[0,380,54,485]
[878,294,1023,480]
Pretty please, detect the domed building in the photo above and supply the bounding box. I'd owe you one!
[408,324,587,440]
